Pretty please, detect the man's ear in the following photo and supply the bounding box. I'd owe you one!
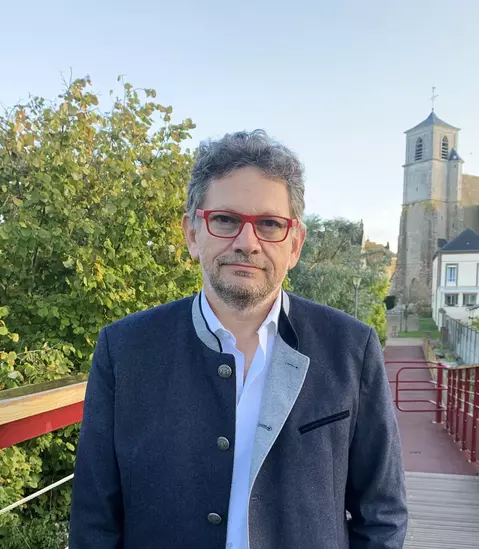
[288,223,306,270]
[182,214,200,260]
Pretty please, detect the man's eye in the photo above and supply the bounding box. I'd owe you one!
[214,215,236,224]
[258,219,283,228]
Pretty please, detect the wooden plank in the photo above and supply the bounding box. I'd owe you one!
[0,376,87,425]
[405,472,479,548]
[0,402,84,449]
[0,374,88,400]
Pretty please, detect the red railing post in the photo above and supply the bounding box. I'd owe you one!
[450,369,458,436]
[463,369,471,452]
[471,370,479,463]
[395,370,400,407]
[456,369,463,443]
[436,366,444,424]
[446,368,453,431]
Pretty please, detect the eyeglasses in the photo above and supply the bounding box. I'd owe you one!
[196,209,298,243]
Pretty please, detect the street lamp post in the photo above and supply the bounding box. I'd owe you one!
[352,274,362,319]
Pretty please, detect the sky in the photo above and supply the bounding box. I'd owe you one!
[2,0,479,252]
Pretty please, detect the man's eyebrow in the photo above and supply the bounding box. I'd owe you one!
[210,207,286,216]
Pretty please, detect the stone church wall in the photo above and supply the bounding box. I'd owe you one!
[463,205,479,232]
[462,174,479,205]
[395,201,444,305]
[460,174,479,232]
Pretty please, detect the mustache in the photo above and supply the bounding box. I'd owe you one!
[217,254,266,269]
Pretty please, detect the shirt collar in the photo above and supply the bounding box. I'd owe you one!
[200,290,282,337]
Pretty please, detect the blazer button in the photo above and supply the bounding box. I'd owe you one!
[218,364,232,378]
[207,512,223,525]
[217,436,230,451]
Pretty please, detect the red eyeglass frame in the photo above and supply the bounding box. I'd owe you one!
[196,209,298,243]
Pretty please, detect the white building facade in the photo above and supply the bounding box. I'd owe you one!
[432,229,479,325]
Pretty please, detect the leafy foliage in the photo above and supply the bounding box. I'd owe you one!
[1,515,68,549]
[290,215,391,345]
[0,76,201,537]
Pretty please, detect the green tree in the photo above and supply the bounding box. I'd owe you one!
[0,76,201,540]
[289,215,390,345]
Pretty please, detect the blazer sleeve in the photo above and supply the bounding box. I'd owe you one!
[346,328,408,549]
[69,327,124,548]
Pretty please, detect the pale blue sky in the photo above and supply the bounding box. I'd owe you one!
[2,0,479,251]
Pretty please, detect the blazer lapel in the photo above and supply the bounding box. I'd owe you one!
[249,335,310,492]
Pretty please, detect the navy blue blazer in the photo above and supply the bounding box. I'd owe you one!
[69,292,408,548]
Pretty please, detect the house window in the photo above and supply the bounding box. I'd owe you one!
[463,293,477,306]
[445,264,458,286]
[445,294,458,306]
[441,136,449,159]
[415,137,423,161]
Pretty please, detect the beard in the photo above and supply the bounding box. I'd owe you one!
[205,252,280,311]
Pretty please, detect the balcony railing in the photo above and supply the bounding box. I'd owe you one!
[388,359,479,464]
[0,375,87,523]
[0,374,87,450]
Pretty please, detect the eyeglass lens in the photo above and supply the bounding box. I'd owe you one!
[207,211,289,242]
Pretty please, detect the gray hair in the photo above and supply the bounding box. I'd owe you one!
[186,130,305,221]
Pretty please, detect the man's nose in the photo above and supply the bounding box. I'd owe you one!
[232,222,261,254]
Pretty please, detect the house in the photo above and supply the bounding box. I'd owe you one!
[432,228,479,325]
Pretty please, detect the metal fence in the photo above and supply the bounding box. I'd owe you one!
[441,313,479,364]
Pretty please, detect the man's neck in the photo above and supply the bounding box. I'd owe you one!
[203,285,280,342]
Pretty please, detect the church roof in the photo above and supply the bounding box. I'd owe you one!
[405,111,459,133]
[449,148,463,162]
[438,228,479,253]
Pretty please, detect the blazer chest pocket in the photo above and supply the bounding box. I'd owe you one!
[298,410,350,435]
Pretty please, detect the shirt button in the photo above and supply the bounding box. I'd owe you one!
[217,436,230,451]
[207,512,223,525]
[218,364,232,378]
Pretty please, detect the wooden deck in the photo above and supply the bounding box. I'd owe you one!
[405,472,479,548]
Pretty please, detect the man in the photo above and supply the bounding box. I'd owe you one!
[69,130,408,548]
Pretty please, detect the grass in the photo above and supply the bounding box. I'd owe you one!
[419,317,438,331]
[398,330,440,338]
[398,316,440,339]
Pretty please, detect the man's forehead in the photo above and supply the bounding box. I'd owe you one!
[210,166,281,183]
[204,172,290,208]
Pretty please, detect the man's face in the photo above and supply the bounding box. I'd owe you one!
[183,166,306,310]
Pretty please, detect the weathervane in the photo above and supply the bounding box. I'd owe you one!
[430,86,438,111]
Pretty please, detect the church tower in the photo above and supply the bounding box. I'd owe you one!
[395,111,462,306]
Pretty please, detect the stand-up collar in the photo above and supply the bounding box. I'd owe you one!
[192,290,298,352]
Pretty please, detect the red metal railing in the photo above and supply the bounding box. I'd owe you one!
[388,360,479,463]
[0,375,87,450]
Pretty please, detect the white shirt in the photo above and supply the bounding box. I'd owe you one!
[201,290,282,549]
